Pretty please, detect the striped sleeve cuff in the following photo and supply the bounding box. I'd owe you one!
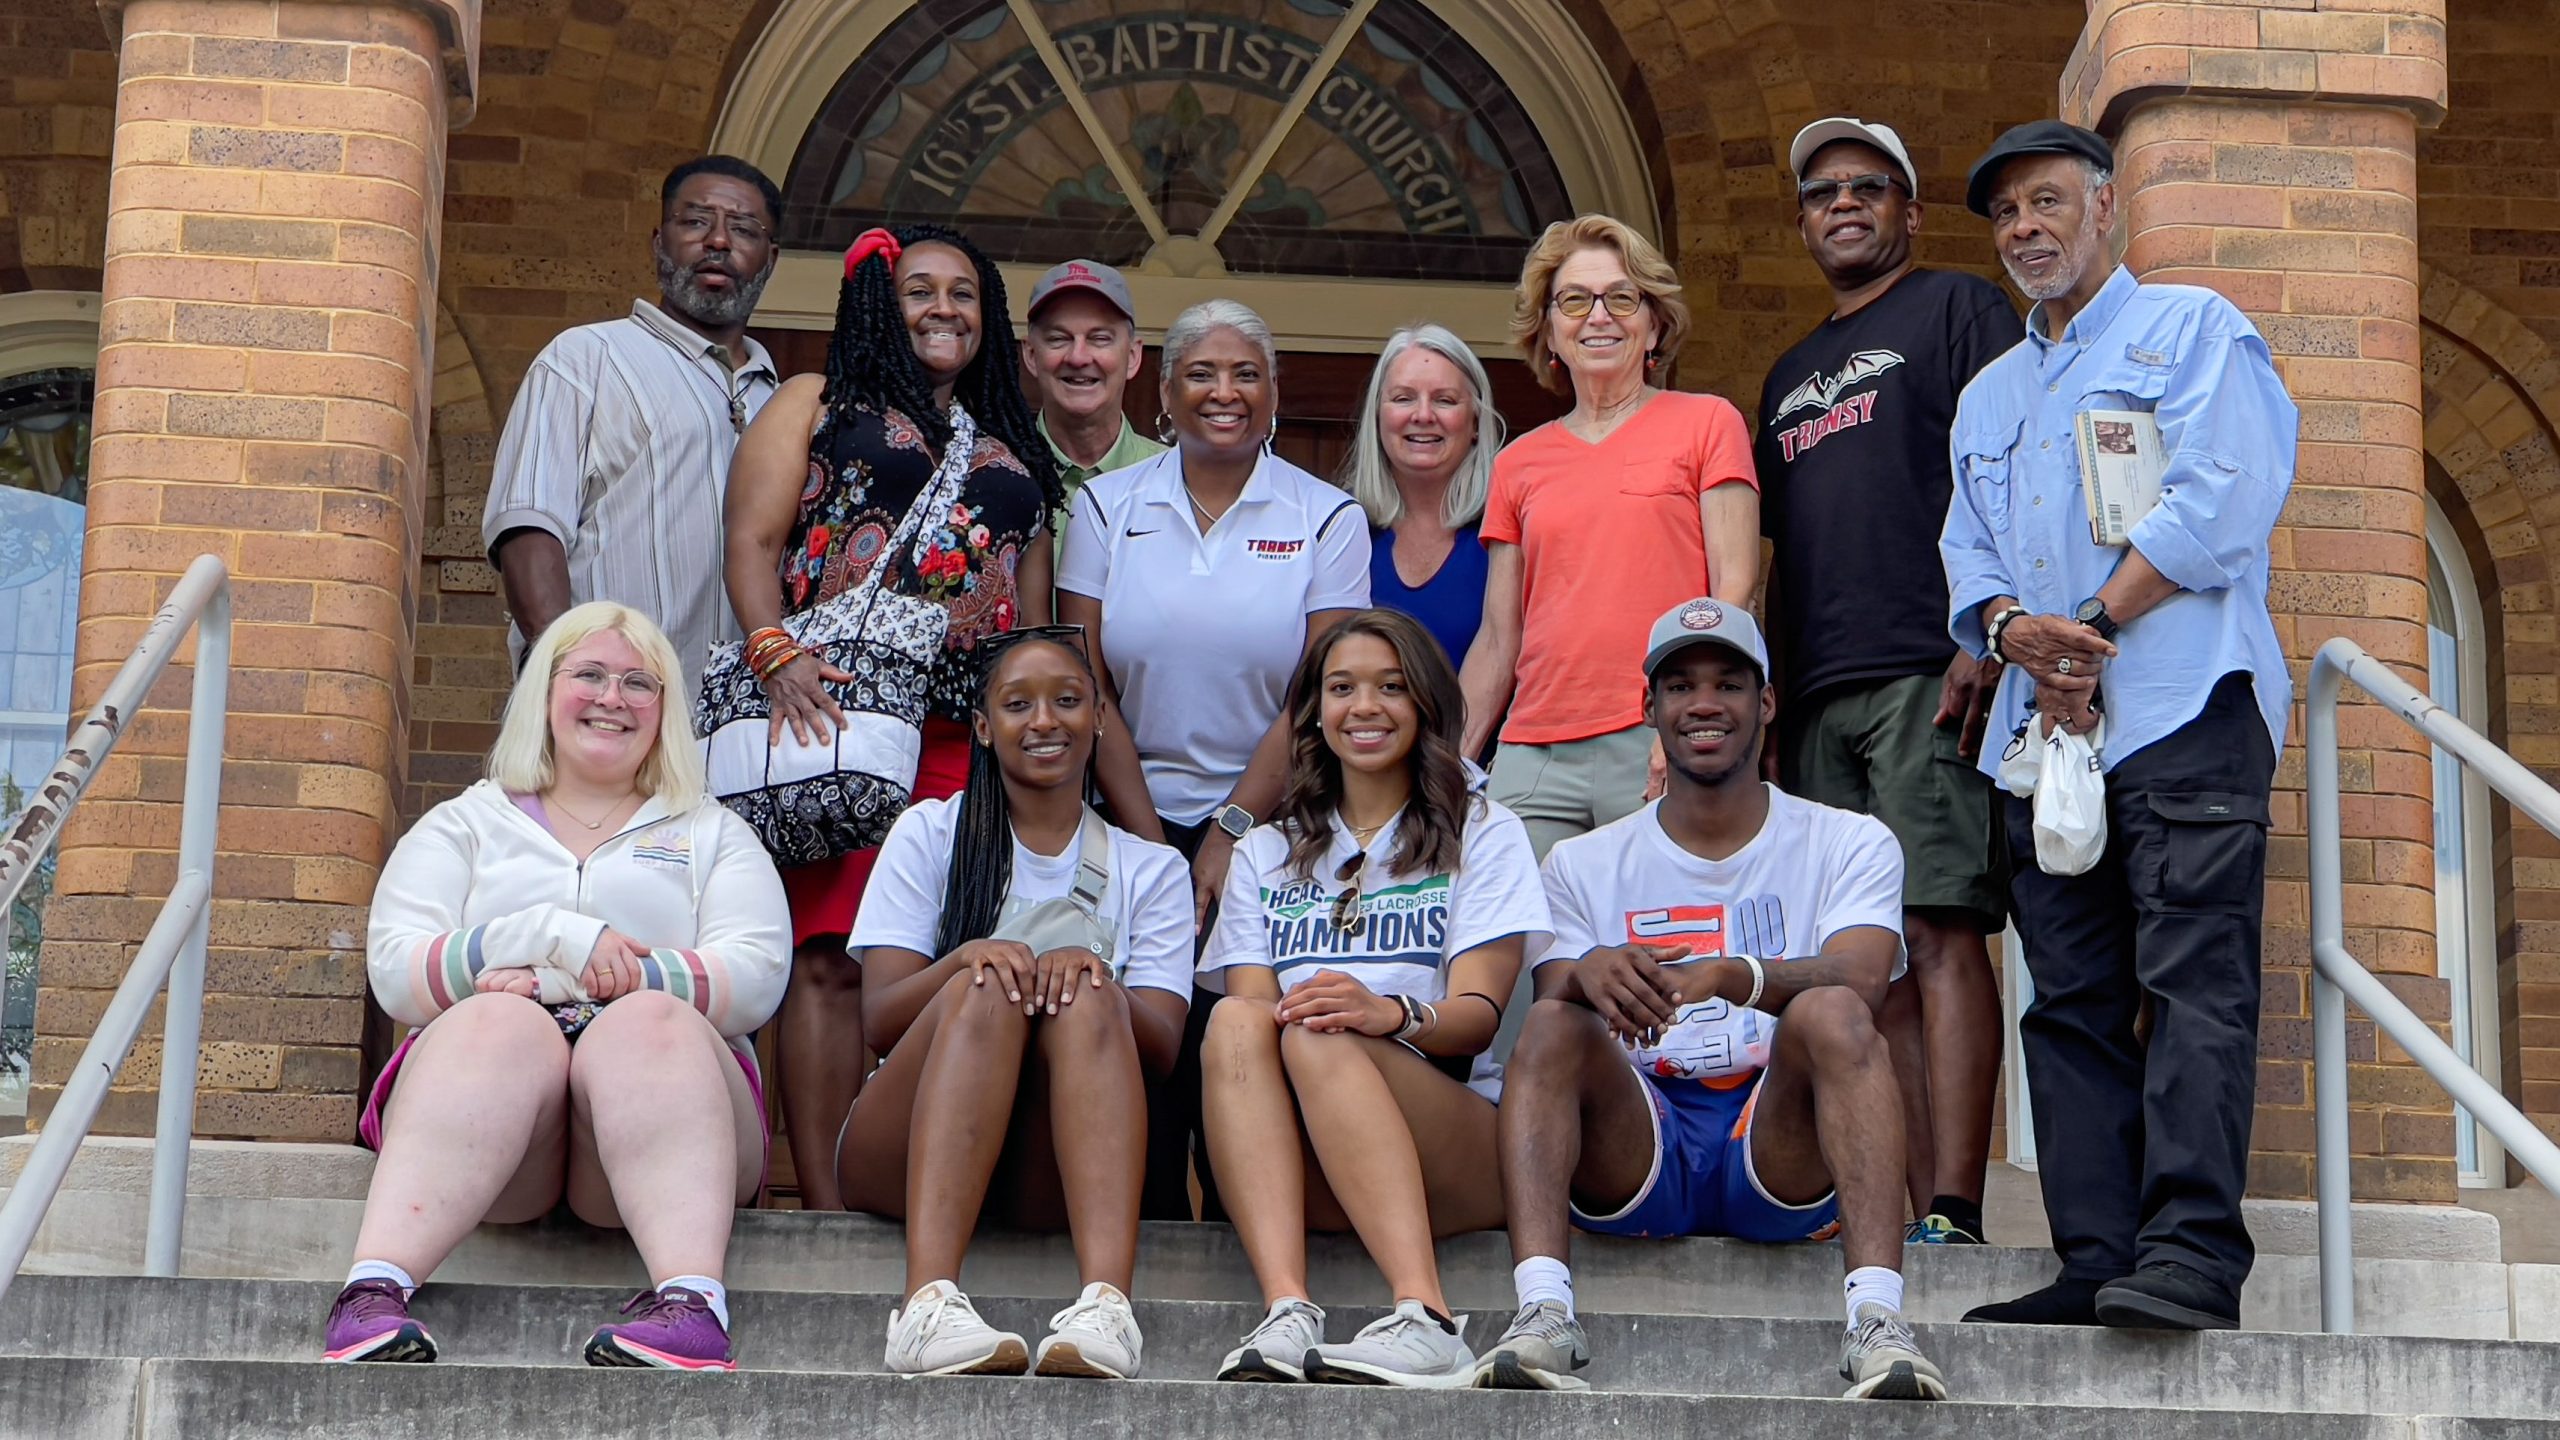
[641,948,715,1020]
[418,925,490,1011]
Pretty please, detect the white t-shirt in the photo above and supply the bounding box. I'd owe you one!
[849,796,1195,997]
[1200,795,1551,999]
[1537,787,1906,1084]
[1057,449,1370,824]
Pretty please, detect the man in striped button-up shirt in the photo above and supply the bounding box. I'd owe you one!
[484,156,785,692]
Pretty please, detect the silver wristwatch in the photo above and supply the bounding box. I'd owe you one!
[1214,803,1255,839]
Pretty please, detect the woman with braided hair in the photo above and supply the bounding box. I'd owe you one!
[725,224,1154,1208]
[841,626,1192,1377]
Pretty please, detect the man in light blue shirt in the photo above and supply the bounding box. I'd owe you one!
[1939,121,2296,1335]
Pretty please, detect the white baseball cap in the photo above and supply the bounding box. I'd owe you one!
[1789,118,1919,200]
[1642,598,1769,680]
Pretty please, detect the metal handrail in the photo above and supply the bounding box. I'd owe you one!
[0,554,230,1308]
[2306,635,2560,1335]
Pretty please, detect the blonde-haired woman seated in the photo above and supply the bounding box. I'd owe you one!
[323,602,790,1373]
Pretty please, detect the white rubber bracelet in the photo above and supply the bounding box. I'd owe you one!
[1740,955,1766,1012]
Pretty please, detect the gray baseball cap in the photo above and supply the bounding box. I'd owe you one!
[1025,259,1137,323]
[1642,597,1769,679]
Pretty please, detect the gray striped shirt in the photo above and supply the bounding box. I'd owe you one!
[482,300,780,688]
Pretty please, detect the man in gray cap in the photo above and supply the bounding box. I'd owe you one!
[1759,117,2024,1249]
[1942,120,2297,1331]
[1477,597,1944,1402]
[1021,258,1164,546]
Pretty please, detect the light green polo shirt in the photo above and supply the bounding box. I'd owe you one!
[1040,413,1166,553]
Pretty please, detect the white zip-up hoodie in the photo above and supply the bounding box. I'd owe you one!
[367,780,791,1050]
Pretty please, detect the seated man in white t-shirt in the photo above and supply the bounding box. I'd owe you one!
[1473,598,1947,1402]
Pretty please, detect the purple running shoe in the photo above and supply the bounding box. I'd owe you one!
[583,1286,736,1371]
[321,1279,437,1363]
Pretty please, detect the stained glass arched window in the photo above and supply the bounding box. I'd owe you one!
[779,0,1577,281]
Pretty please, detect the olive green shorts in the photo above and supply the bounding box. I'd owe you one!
[1779,672,2006,931]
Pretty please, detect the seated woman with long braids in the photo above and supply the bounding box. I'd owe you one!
[725,223,1154,1210]
[839,627,1193,1379]
[1198,609,1552,1388]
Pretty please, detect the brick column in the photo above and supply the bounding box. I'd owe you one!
[31,0,478,1140]
[2062,0,2450,1201]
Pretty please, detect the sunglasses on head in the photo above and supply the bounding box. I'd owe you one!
[978,622,1089,669]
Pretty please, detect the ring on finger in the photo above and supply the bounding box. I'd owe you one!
[2057,656,2074,674]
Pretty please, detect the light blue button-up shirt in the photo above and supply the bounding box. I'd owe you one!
[1939,265,2298,780]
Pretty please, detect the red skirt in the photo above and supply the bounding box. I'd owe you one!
[781,717,974,945]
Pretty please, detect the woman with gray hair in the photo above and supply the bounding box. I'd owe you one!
[1058,298,1370,1219]
[1341,324,1506,671]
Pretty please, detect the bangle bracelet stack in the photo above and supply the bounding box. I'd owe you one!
[746,627,805,682]
[1984,605,2028,664]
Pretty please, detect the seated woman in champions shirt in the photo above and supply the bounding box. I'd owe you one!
[327,603,790,1372]
[839,627,1194,1379]
[1198,609,1551,1388]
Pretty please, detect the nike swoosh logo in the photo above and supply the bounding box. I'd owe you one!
[1125,527,1160,537]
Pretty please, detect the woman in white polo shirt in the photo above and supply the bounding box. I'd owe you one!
[1197,608,1550,1387]
[1058,298,1370,1217]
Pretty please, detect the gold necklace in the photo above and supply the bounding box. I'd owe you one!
[549,789,639,831]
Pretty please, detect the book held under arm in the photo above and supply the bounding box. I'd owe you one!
[2075,408,2165,547]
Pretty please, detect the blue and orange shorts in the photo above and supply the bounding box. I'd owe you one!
[1570,1068,1840,1243]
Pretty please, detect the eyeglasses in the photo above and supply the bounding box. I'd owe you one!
[1550,288,1645,320]
[554,664,664,705]
[1329,851,1368,936]
[1797,174,1905,209]
[666,208,769,245]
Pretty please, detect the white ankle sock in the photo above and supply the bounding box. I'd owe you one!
[1513,1256,1575,1318]
[1844,1266,1904,1326]
[660,1274,730,1330]
[346,1259,418,1297]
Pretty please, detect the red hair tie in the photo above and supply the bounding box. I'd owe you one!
[844,228,902,279]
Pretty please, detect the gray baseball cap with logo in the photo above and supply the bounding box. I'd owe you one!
[1025,259,1138,323]
[1643,597,1770,679]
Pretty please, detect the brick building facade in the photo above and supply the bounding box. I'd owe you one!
[0,0,2548,1207]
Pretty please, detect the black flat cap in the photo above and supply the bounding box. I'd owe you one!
[1965,120,2115,217]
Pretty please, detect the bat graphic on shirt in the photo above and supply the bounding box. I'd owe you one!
[1773,349,1907,421]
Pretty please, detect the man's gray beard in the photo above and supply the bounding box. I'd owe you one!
[2005,231,2101,303]
[657,249,773,328]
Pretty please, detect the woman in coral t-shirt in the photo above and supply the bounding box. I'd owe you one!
[1462,213,1761,859]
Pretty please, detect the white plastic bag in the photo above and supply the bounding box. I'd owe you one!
[1996,721,2042,799]
[2031,714,2107,876]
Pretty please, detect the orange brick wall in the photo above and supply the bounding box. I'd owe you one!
[2418,0,2560,1154]
[27,0,457,1139]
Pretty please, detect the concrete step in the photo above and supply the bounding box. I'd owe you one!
[4,1275,2557,1419]
[5,1357,2554,1440]
[11,1188,2545,1341]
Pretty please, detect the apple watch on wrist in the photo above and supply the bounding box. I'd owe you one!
[1214,803,1255,840]
[2073,596,2119,641]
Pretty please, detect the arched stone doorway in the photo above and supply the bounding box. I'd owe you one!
[710,0,1667,466]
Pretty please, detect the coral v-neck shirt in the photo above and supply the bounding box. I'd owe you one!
[1481,391,1758,745]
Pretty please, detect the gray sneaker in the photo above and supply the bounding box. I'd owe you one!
[1471,1300,1591,1391]
[1302,1299,1474,1388]
[1839,1301,1948,1400]
[1218,1298,1326,1382]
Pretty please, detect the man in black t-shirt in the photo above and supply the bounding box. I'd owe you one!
[1757,117,2025,1247]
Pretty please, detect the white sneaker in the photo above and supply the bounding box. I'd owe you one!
[1217,1298,1327,1382]
[1034,1281,1144,1379]
[1302,1299,1474,1388]
[885,1280,1029,1377]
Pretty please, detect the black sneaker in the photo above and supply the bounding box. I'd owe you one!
[2095,1262,2239,1331]
[1960,1276,2107,1326]
[1912,1214,1985,1245]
